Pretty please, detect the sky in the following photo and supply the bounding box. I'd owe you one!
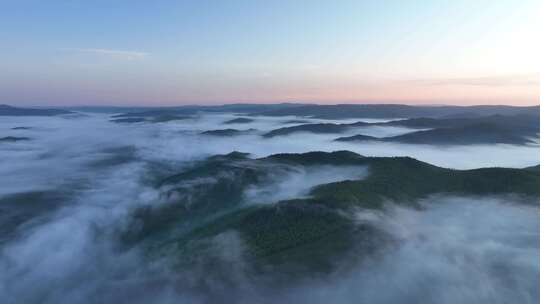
[1,0,539,106]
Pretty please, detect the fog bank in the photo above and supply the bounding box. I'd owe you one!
[1,113,540,303]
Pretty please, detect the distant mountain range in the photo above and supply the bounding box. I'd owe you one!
[0,104,72,116]
[65,103,307,115]
[263,114,540,145]
[6,103,540,119]
[251,104,540,119]
[50,103,540,119]
[336,122,536,145]
[4,103,540,145]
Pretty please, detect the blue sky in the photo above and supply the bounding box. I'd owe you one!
[1,0,539,106]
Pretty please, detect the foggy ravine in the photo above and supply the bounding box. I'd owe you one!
[2,112,540,303]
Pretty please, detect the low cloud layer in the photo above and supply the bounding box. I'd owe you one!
[279,197,540,304]
[244,165,368,204]
[1,112,540,303]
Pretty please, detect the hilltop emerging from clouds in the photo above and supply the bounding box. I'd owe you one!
[2,103,540,303]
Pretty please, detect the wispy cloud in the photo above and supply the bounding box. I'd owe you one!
[410,75,540,87]
[66,48,148,60]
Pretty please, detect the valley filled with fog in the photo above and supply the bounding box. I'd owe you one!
[2,107,540,303]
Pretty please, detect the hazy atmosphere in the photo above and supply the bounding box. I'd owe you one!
[1,0,540,106]
[2,1,540,304]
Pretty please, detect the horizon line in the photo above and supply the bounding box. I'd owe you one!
[5,101,540,109]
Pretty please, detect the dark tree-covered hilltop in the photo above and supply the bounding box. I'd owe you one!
[110,113,192,123]
[223,117,254,124]
[264,114,540,145]
[263,121,370,138]
[201,128,257,136]
[336,122,537,145]
[125,150,540,278]
[0,136,30,142]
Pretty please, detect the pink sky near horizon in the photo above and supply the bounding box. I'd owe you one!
[1,1,539,107]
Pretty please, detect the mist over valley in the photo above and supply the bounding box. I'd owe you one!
[1,104,540,303]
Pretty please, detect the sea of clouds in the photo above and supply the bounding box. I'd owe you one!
[1,112,540,303]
